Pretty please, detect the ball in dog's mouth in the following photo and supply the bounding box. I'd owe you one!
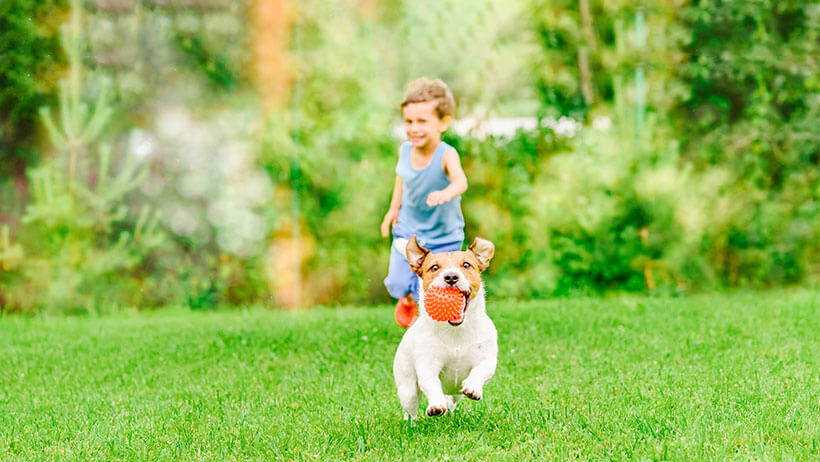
[447,291,471,326]
[424,286,471,326]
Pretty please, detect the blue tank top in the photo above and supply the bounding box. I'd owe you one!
[393,141,465,246]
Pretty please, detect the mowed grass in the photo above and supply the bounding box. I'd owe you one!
[1,291,820,460]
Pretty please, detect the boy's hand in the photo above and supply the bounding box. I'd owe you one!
[426,190,451,207]
[381,207,399,237]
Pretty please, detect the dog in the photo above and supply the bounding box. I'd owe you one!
[392,234,497,419]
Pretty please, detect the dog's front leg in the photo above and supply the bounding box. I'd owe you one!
[415,361,448,416]
[461,356,497,401]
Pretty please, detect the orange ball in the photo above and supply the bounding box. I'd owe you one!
[424,286,465,322]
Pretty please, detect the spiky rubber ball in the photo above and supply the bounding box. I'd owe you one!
[424,286,465,322]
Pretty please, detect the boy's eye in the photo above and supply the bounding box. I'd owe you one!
[429,264,440,271]
[462,262,471,268]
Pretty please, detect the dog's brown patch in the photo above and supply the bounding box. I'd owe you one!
[417,251,483,294]
[406,235,495,295]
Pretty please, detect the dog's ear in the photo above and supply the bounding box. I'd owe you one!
[406,235,430,276]
[468,237,495,272]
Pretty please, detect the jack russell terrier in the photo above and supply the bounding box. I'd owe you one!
[392,235,497,419]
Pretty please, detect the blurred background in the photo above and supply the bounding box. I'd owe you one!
[0,0,818,313]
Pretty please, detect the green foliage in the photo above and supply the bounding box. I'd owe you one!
[445,128,567,297]
[187,0,820,301]
[258,1,403,305]
[4,138,163,314]
[448,122,697,297]
[2,0,819,308]
[531,0,688,119]
[74,2,272,308]
[0,0,66,175]
[520,0,820,294]
[0,0,162,313]
[398,0,538,116]
[173,32,238,90]
[531,0,591,118]
[0,226,24,272]
[255,0,543,305]
[520,124,701,295]
[678,0,820,286]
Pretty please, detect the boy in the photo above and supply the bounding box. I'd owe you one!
[381,78,468,327]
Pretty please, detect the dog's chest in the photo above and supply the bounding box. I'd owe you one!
[438,343,480,392]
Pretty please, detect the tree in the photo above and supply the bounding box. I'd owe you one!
[1,0,162,313]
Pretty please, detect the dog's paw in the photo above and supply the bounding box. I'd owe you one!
[461,383,483,400]
[426,404,448,417]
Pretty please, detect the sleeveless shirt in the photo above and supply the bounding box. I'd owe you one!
[393,141,465,246]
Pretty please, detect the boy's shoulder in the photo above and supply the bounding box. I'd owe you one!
[441,145,459,158]
[397,140,412,155]
[441,140,459,153]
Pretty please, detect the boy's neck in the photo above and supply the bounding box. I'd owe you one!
[412,138,442,157]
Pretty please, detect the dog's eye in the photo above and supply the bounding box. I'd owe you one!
[462,262,471,268]
[429,264,440,271]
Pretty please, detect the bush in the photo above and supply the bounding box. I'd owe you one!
[679,0,820,286]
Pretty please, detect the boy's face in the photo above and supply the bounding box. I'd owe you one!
[403,101,451,150]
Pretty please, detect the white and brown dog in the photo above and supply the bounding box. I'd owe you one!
[392,235,497,419]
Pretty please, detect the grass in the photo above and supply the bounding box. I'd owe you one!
[1,290,820,460]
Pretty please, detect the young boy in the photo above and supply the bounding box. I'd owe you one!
[381,78,468,327]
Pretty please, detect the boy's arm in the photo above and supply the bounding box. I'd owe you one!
[388,175,403,211]
[426,149,468,207]
[381,176,403,237]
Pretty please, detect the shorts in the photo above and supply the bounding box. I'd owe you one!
[384,239,463,301]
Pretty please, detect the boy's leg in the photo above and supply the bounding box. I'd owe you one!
[395,293,417,328]
[384,242,419,327]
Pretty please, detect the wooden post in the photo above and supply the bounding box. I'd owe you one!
[252,0,291,112]
[253,0,312,308]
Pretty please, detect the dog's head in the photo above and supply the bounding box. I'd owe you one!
[406,235,495,326]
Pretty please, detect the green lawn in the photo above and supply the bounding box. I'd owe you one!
[1,290,820,460]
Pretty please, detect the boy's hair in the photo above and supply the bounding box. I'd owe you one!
[401,78,455,120]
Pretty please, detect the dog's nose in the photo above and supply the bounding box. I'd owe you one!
[444,273,459,286]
